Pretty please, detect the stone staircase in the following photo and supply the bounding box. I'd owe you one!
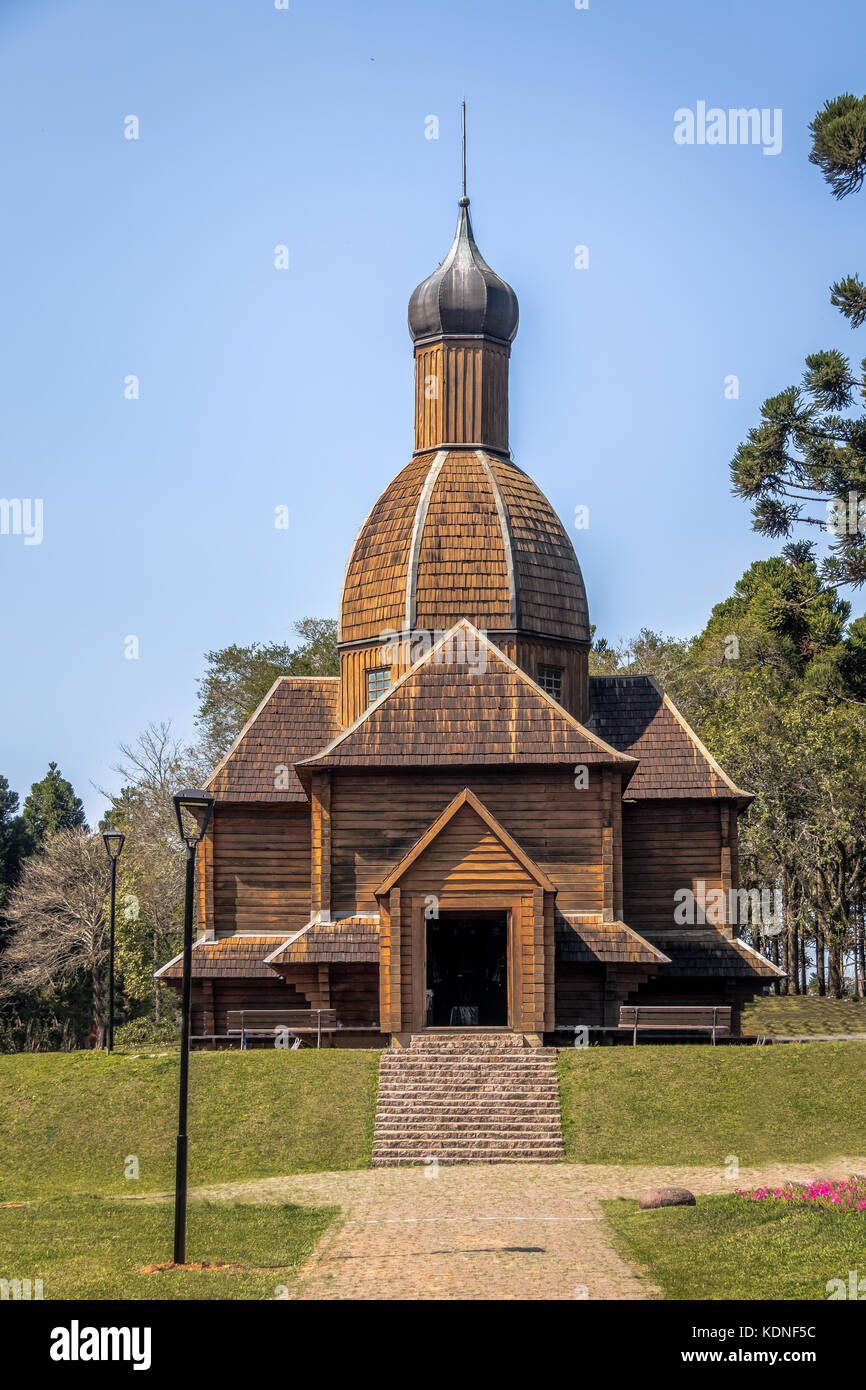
[372,1031,565,1165]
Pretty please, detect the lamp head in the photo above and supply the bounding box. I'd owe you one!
[102,829,126,861]
[173,790,214,850]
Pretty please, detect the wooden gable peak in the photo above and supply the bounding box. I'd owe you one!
[375,787,556,897]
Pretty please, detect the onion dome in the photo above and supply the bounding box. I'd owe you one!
[339,449,589,644]
[408,198,519,344]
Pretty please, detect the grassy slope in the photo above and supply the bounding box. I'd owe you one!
[604,1195,865,1300]
[0,1197,335,1300]
[558,1043,866,1165]
[741,997,866,1036]
[0,1051,379,1200]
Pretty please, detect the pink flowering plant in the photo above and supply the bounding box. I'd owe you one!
[736,1176,866,1210]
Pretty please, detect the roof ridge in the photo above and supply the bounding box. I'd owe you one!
[204,675,340,799]
[299,620,636,766]
[204,676,287,791]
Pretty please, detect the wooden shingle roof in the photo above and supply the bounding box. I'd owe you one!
[555,914,670,966]
[588,675,751,800]
[338,448,589,645]
[265,917,380,965]
[646,929,785,979]
[155,936,288,981]
[299,623,635,770]
[205,676,340,802]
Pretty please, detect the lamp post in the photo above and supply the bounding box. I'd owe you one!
[172,788,214,1267]
[102,830,126,1052]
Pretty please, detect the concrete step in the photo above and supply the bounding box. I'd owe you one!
[372,1145,565,1159]
[372,1157,563,1166]
[378,1067,557,1078]
[373,1039,564,1167]
[375,1126,560,1138]
[407,1033,532,1049]
[376,1098,562,1109]
[375,1084,558,1095]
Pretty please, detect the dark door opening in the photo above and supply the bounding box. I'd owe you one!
[426,911,508,1027]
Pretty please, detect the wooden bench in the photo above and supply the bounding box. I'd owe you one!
[618,1005,732,1046]
[226,1009,337,1049]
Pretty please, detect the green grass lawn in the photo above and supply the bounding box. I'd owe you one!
[741,997,866,1036]
[604,1194,865,1300]
[558,1043,866,1165]
[0,1196,336,1300]
[0,1050,379,1201]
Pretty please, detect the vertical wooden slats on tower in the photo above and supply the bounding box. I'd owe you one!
[413,339,510,454]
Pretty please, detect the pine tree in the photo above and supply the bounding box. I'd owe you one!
[22,763,86,847]
[732,94,866,586]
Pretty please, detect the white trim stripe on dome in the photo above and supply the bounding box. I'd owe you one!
[476,448,518,629]
[404,449,448,631]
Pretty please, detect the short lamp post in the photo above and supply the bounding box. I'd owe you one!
[102,830,126,1053]
[172,788,214,1267]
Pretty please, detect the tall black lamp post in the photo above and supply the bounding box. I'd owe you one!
[172,788,214,1266]
[102,830,126,1052]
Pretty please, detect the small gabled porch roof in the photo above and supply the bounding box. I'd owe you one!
[375,787,556,897]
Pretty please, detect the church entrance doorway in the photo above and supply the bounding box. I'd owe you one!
[425,911,509,1026]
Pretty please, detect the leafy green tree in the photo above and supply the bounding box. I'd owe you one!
[197,617,338,762]
[22,762,86,846]
[593,548,866,998]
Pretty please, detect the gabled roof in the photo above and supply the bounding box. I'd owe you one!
[588,675,752,801]
[299,622,636,772]
[205,676,340,802]
[376,787,556,896]
[556,914,670,966]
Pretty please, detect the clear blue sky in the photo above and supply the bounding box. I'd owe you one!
[1,0,864,824]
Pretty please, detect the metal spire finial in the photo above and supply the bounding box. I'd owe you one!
[460,100,468,205]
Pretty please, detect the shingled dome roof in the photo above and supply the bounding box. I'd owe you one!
[339,448,590,644]
[408,198,519,343]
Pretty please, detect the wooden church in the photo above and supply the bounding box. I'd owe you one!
[157,182,782,1044]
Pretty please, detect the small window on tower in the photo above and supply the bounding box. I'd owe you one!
[366,667,391,706]
[538,665,563,701]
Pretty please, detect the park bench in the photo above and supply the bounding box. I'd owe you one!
[226,1008,337,1049]
[618,1004,732,1046]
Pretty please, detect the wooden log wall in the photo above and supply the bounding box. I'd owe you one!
[188,978,309,1037]
[211,804,312,936]
[622,800,726,933]
[497,636,590,724]
[331,769,611,918]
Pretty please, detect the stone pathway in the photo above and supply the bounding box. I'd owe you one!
[189,1155,866,1300]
